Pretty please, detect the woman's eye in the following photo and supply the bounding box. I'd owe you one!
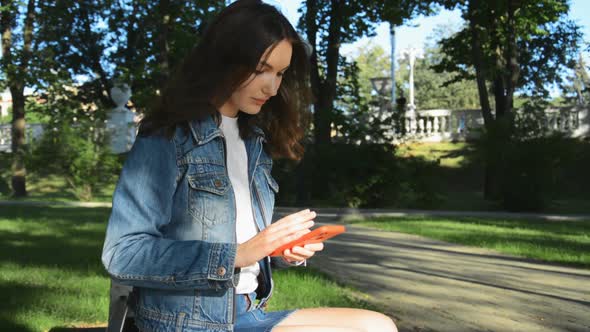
[254,70,264,75]
[277,72,285,77]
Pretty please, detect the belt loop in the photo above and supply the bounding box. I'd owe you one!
[175,312,186,332]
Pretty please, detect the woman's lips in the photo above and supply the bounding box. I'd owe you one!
[252,97,268,105]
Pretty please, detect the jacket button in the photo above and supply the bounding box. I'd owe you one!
[217,266,227,276]
[214,179,223,188]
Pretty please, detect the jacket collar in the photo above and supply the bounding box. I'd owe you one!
[188,113,266,145]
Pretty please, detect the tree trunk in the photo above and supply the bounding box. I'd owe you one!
[2,0,35,197]
[10,87,27,197]
[468,1,502,201]
[312,0,342,146]
[467,3,494,129]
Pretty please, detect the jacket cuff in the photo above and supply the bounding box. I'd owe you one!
[207,242,239,288]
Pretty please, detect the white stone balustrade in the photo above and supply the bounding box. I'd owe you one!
[393,107,589,142]
[0,123,44,152]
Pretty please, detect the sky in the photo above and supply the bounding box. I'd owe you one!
[269,0,590,60]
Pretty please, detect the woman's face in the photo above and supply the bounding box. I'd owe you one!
[219,39,292,118]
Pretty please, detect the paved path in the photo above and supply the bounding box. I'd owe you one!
[294,216,590,332]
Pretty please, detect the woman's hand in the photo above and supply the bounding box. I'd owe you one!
[235,209,316,268]
[282,242,324,263]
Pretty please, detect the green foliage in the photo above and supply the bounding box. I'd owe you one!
[332,56,398,144]
[435,0,581,99]
[28,120,120,201]
[275,143,442,209]
[396,156,444,209]
[475,114,578,212]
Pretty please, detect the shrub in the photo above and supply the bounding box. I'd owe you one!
[476,111,578,212]
[28,122,120,201]
[274,143,442,209]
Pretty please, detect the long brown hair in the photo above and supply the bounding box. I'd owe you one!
[139,0,311,161]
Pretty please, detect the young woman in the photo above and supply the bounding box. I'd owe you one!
[101,1,397,331]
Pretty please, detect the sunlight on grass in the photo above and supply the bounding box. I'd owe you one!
[352,216,590,268]
[396,142,472,168]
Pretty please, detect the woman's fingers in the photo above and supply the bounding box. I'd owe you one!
[283,248,306,262]
[303,242,324,252]
[266,216,315,242]
[270,210,316,232]
[291,245,315,257]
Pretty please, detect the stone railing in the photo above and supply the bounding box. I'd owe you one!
[396,109,483,142]
[0,123,45,152]
[394,106,589,142]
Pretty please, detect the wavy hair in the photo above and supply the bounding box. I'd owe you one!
[139,0,311,161]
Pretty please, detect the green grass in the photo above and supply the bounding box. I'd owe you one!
[349,215,590,269]
[0,173,115,203]
[395,141,474,168]
[0,205,376,332]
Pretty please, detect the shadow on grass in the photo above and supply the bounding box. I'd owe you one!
[0,282,58,332]
[0,206,111,273]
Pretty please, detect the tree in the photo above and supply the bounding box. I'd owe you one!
[0,1,224,197]
[105,0,224,111]
[433,0,582,199]
[0,0,38,197]
[35,0,224,114]
[570,53,590,105]
[298,0,434,146]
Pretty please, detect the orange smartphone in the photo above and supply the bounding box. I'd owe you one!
[270,225,346,257]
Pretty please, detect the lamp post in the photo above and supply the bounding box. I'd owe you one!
[370,77,392,120]
[400,46,424,113]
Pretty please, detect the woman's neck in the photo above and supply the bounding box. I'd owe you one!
[218,101,239,118]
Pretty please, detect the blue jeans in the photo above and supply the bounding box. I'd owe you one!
[234,292,297,332]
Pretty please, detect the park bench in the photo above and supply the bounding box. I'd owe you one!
[107,280,138,332]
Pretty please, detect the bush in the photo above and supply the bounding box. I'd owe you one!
[476,112,579,212]
[28,122,120,201]
[499,135,577,211]
[274,143,442,209]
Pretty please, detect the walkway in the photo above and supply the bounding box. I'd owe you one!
[273,212,590,332]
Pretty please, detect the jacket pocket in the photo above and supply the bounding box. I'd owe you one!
[188,174,231,226]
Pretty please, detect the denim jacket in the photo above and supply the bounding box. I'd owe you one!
[101,114,291,331]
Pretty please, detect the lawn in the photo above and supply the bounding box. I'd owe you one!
[348,215,590,269]
[0,205,375,332]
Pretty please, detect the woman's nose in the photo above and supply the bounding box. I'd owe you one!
[262,75,279,97]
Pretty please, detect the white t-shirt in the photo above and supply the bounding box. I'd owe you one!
[219,114,260,294]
